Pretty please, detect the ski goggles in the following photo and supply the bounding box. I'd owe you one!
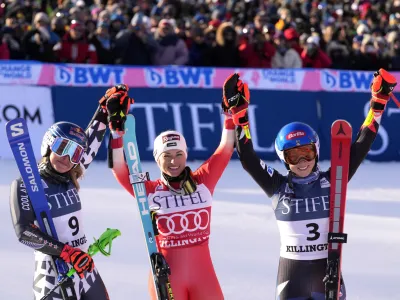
[283,144,317,165]
[50,137,85,164]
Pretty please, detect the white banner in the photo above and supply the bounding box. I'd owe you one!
[0,86,54,159]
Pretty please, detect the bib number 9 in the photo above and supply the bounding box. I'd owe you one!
[68,216,80,236]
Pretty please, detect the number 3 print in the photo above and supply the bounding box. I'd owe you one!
[306,223,320,241]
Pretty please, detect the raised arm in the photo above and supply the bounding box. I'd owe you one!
[222,73,286,198]
[347,69,397,181]
[79,105,108,172]
[80,84,134,172]
[193,116,235,194]
[235,126,286,198]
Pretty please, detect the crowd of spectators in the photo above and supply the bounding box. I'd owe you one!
[1,0,400,70]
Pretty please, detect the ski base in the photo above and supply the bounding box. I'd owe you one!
[324,120,352,300]
[123,114,174,300]
[6,118,77,300]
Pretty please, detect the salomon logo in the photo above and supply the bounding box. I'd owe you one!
[10,122,24,137]
[286,131,306,140]
[18,143,38,192]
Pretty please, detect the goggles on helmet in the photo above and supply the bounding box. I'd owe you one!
[283,144,316,165]
[50,137,85,164]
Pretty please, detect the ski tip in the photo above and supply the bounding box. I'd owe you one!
[5,117,26,128]
[331,120,352,137]
[5,118,29,141]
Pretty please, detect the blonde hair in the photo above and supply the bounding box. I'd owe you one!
[40,156,84,191]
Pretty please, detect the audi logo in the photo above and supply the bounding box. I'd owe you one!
[156,209,210,236]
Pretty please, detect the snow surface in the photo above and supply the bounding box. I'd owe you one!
[0,159,399,300]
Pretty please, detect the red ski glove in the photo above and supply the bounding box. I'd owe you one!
[222,73,250,126]
[99,84,130,109]
[370,69,397,114]
[60,244,94,279]
[106,91,133,134]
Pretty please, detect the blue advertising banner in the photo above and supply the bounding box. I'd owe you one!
[52,86,400,162]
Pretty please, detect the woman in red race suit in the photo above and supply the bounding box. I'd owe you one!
[103,83,236,299]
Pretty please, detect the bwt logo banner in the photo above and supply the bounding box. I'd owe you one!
[145,67,215,87]
[55,65,125,86]
[321,70,374,92]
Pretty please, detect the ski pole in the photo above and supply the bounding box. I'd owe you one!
[40,228,121,300]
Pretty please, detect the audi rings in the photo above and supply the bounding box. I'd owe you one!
[156,209,210,236]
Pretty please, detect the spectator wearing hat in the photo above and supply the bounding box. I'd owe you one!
[239,28,276,68]
[153,18,189,65]
[301,35,331,68]
[210,22,239,67]
[187,26,212,66]
[113,13,156,65]
[271,32,302,69]
[283,27,302,56]
[69,6,86,24]
[89,21,114,64]
[53,20,98,64]
[51,14,67,40]
[22,12,58,62]
[109,13,125,40]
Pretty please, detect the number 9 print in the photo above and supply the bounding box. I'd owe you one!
[68,216,80,236]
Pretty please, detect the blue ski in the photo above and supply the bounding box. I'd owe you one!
[123,114,173,300]
[6,118,58,238]
[6,118,77,300]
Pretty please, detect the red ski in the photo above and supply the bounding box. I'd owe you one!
[324,120,352,300]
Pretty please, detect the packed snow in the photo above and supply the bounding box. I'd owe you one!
[0,159,399,299]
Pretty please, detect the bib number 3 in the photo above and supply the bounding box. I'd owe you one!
[306,223,320,241]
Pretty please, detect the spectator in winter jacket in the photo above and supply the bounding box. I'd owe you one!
[0,31,10,59]
[301,35,331,69]
[239,29,276,68]
[271,33,302,69]
[350,36,387,71]
[113,13,156,65]
[283,28,303,56]
[89,21,114,65]
[153,18,189,65]
[210,22,240,67]
[22,12,58,62]
[187,26,211,66]
[389,36,400,70]
[326,40,351,70]
[2,17,24,59]
[51,15,67,40]
[53,20,98,64]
